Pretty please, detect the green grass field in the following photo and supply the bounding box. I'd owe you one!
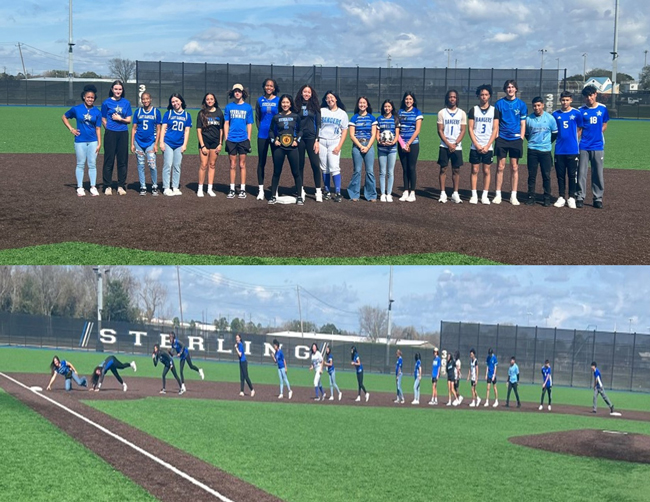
[3,347,650,502]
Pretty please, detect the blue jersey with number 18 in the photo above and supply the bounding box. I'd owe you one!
[579,104,609,151]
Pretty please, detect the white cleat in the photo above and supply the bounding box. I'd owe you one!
[400,399,405,404]
[251,389,255,397]
[452,399,459,406]
[316,190,323,202]
[338,392,342,401]
[394,398,401,403]
[160,389,166,394]
[329,395,334,401]
[355,396,361,402]
[179,387,186,395]
[484,400,490,407]
[451,192,462,204]
[428,400,435,406]
[548,405,552,411]
[288,390,293,400]
[122,383,128,392]
[439,191,448,203]
[469,195,478,204]
[476,397,481,406]
[567,197,576,209]
[239,391,245,397]
[554,196,566,208]
[458,395,464,404]
[365,392,370,402]
[446,401,452,406]
[492,194,502,205]
[470,401,476,407]
[493,400,499,408]
[539,404,543,411]
[199,368,204,380]
[130,361,137,372]
[181,383,186,393]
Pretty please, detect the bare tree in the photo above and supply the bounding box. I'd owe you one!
[138,276,168,323]
[358,305,388,342]
[108,58,136,83]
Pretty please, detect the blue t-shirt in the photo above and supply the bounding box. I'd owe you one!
[395,356,403,376]
[579,104,609,151]
[552,108,583,155]
[432,356,441,378]
[256,96,279,139]
[101,97,132,132]
[495,97,527,141]
[353,354,363,373]
[594,368,604,389]
[397,107,423,144]
[376,115,398,153]
[133,107,162,149]
[326,354,335,375]
[162,110,192,149]
[414,359,421,379]
[55,360,71,376]
[508,363,519,383]
[225,102,254,142]
[275,348,285,369]
[171,338,189,359]
[349,113,377,143]
[526,111,557,152]
[65,104,102,143]
[541,366,552,388]
[486,354,498,378]
[237,342,246,362]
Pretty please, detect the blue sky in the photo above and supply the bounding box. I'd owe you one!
[1,1,648,77]
[128,266,650,335]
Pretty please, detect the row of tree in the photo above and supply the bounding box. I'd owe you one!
[0,58,136,83]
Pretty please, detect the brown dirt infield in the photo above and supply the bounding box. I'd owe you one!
[3,372,650,502]
[510,429,650,464]
[1,153,649,264]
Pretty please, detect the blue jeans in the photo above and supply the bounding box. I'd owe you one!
[278,367,291,394]
[163,145,183,190]
[396,373,403,399]
[74,141,98,187]
[413,378,420,401]
[328,370,341,395]
[378,149,396,195]
[348,146,377,200]
[65,372,87,391]
[135,143,158,188]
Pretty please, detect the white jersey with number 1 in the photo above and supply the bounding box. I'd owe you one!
[437,108,467,149]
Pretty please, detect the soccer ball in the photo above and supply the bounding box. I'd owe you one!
[380,130,395,144]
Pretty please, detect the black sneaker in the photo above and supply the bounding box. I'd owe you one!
[268,197,277,205]
[525,196,535,206]
[296,197,304,206]
[227,189,236,199]
[333,193,342,203]
[139,187,147,196]
[151,186,159,196]
[576,200,584,208]
[323,191,331,201]
[594,200,603,209]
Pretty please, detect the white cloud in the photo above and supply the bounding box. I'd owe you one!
[488,33,519,43]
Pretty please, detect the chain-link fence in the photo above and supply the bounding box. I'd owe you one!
[0,80,138,107]
[440,321,650,392]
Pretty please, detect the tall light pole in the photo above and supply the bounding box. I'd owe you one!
[444,48,453,68]
[539,49,548,70]
[645,50,648,68]
[582,53,588,85]
[93,266,109,352]
[611,0,620,111]
[176,265,184,333]
[68,0,75,102]
[385,266,394,369]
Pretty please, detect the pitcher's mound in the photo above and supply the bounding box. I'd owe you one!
[510,429,650,464]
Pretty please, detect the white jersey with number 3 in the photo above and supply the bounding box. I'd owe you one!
[437,108,467,149]
[470,105,496,151]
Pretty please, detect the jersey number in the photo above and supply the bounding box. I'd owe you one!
[563,121,569,129]
[171,121,184,131]
[480,123,486,133]
[141,121,148,130]
[590,117,598,125]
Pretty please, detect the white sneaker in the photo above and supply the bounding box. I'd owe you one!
[567,197,576,209]
[123,382,128,392]
[278,394,283,399]
[554,196,566,208]
[117,187,127,196]
[338,392,342,401]
[439,191,448,203]
[493,400,499,408]
[481,194,490,205]
[104,187,112,196]
[130,361,137,372]
[407,192,416,202]
[179,387,186,395]
[239,391,244,396]
[355,396,361,402]
[539,404,543,411]
[394,398,401,403]
[77,187,86,197]
[181,383,186,392]
[199,368,204,380]
[399,191,409,201]
[411,400,419,405]
[251,389,255,397]
[510,194,520,206]
[452,399,459,406]
[301,188,306,200]
[380,194,387,202]
[386,194,393,202]
[428,400,435,406]
[400,399,405,404]
[197,188,204,197]
[451,192,462,204]
[484,400,490,407]
[172,187,182,196]
[163,188,174,196]
[433,400,438,405]
[446,401,452,406]
[548,405,552,411]
[322,393,327,401]
[316,190,323,202]
[329,395,334,401]
[160,389,166,394]
[89,187,99,196]
[207,187,216,197]
[476,397,481,406]
[289,390,293,400]
[365,392,370,402]
[470,400,476,407]
[469,195,478,204]
[256,189,265,200]
[492,194,502,204]
[458,395,464,404]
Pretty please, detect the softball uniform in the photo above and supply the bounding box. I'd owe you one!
[171,336,203,384]
[161,109,192,191]
[319,106,349,197]
[133,106,162,191]
[255,95,280,186]
[153,349,182,392]
[395,355,404,401]
[237,341,254,394]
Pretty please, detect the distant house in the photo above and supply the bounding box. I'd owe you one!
[583,76,625,94]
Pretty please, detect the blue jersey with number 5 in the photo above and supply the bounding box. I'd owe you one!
[134,107,162,149]
[552,108,583,155]
[162,110,192,149]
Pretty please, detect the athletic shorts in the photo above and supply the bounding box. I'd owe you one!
[471,379,477,387]
[438,147,463,168]
[432,377,438,383]
[486,377,497,384]
[469,149,494,165]
[495,138,523,160]
[447,374,455,382]
[226,139,252,155]
[201,137,221,150]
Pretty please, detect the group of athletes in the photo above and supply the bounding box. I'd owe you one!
[62,77,608,207]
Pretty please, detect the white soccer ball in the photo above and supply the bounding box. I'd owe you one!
[380,130,395,144]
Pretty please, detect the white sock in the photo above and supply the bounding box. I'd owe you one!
[482,190,488,197]
[511,191,517,197]
[453,191,459,197]
[472,190,477,197]
[198,184,203,191]
[230,183,235,190]
[258,184,263,191]
[316,187,322,193]
[496,190,502,196]
[241,184,246,191]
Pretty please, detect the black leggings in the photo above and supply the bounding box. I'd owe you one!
[239,360,254,392]
[298,137,321,188]
[180,353,200,384]
[162,364,182,389]
[541,386,552,405]
[103,129,129,189]
[257,137,274,185]
[507,382,520,405]
[104,356,131,385]
[271,147,302,196]
[398,143,419,192]
[356,371,367,395]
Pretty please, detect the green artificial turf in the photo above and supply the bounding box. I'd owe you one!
[0,387,156,501]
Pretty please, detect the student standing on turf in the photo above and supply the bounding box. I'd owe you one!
[429,347,441,405]
[552,91,583,209]
[395,349,405,404]
[446,351,459,406]
[591,361,615,414]
[268,94,303,205]
[376,99,400,202]
[351,346,370,402]
[467,349,481,407]
[318,91,348,202]
[484,348,499,407]
[468,84,500,205]
[506,356,521,408]
[272,339,292,399]
[160,93,192,196]
[437,89,467,204]
[295,85,323,201]
[539,359,552,411]
[494,80,527,205]
[412,352,422,405]
[347,96,378,202]
[62,84,102,197]
[90,355,137,392]
[310,343,326,401]
[224,84,254,199]
[397,91,423,202]
[131,92,161,196]
[454,351,464,405]
[152,343,183,394]
[255,79,280,200]
[525,97,558,207]
[101,80,132,195]
[577,85,609,209]
[196,92,224,197]
[324,345,342,401]
[47,356,88,391]
[235,334,255,397]
[169,331,204,393]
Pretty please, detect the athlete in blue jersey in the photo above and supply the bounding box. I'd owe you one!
[90,355,137,392]
[376,100,400,202]
[494,80,527,205]
[397,91,423,202]
[131,92,161,196]
[101,80,132,195]
[539,360,552,411]
[577,86,609,208]
[347,97,378,202]
[505,356,521,408]
[552,91,583,209]
[591,361,615,414]
[152,344,183,394]
[235,334,255,397]
[272,339,292,399]
[62,84,102,197]
[429,347,441,405]
[224,84,254,199]
[324,345,342,401]
[351,346,369,402]
[525,97,558,206]
[412,352,422,405]
[169,332,204,393]
[484,348,499,407]
[394,349,404,403]
[196,93,224,197]
[255,79,280,200]
[160,94,192,196]
[268,94,303,205]
[295,85,323,201]
[47,355,88,391]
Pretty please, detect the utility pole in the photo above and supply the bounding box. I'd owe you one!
[296,286,304,337]
[444,48,453,68]
[68,0,75,102]
[387,54,391,68]
[583,53,588,85]
[176,266,184,333]
[645,50,648,68]
[611,0,620,113]
[93,267,109,352]
[17,43,27,78]
[385,266,394,370]
[539,49,548,70]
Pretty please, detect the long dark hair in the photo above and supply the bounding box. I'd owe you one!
[228,87,249,100]
[381,99,400,127]
[108,80,125,98]
[354,96,373,114]
[91,366,102,388]
[50,356,60,375]
[278,93,296,113]
[350,345,357,361]
[167,93,186,111]
[295,84,320,114]
[199,93,219,128]
[400,91,417,110]
[321,90,346,111]
[311,343,319,354]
